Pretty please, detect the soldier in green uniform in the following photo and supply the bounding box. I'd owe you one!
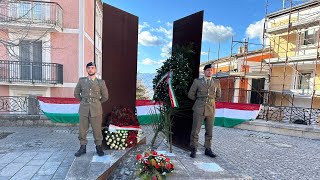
[74,62,109,157]
[188,64,221,158]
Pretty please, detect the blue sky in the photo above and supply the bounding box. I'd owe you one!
[103,0,290,73]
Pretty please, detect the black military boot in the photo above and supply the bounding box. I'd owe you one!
[205,148,217,158]
[96,145,104,156]
[190,148,196,158]
[75,145,86,157]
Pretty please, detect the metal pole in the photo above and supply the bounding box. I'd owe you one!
[280,0,293,108]
[94,0,96,64]
[310,19,320,125]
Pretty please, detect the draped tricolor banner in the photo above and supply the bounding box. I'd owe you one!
[38,97,161,124]
[136,100,161,125]
[37,97,80,124]
[38,97,261,127]
[214,102,262,127]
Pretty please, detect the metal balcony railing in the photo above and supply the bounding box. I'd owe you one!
[0,1,63,31]
[0,60,63,84]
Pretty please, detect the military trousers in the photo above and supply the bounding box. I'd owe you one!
[78,111,103,146]
[190,112,214,149]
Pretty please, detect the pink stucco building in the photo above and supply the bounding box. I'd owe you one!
[0,0,103,97]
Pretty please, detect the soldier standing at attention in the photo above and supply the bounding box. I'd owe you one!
[74,62,109,157]
[188,64,221,158]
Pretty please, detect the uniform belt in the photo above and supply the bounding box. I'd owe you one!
[82,98,100,103]
[197,97,214,103]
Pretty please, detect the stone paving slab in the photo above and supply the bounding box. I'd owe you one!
[0,162,26,177]
[0,125,320,179]
[11,165,41,180]
[52,166,71,179]
[156,141,252,180]
[13,152,38,163]
[65,136,146,180]
[0,127,79,179]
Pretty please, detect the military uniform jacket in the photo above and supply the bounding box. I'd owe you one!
[74,77,109,117]
[188,77,221,117]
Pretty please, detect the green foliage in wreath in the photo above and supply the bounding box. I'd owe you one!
[152,45,195,108]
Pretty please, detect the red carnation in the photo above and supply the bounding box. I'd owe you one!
[136,154,142,160]
[152,151,158,155]
[165,158,170,162]
[166,163,173,169]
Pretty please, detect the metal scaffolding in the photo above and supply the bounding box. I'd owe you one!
[205,0,320,125]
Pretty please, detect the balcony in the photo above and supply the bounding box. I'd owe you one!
[0,60,63,85]
[266,15,320,34]
[0,1,63,32]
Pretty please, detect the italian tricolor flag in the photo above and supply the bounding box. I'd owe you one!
[38,97,80,124]
[214,102,262,128]
[136,100,161,125]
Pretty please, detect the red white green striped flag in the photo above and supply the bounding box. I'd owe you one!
[37,97,80,124]
[214,102,262,127]
[154,70,179,108]
[136,100,161,125]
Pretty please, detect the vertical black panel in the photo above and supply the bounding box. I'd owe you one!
[171,11,204,150]
[172,11,203,79]
[102,4,138,124]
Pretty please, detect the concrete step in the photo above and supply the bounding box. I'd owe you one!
[234,119,320,140]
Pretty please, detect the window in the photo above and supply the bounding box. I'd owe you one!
[32,4,44,20]
[18,3,31,19]
[298,73,311,90]
[19,40,42,62]
[303,29,315,45]
[17,2,45,21]
[19,40,43,80]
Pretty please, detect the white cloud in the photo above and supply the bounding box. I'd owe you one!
[246,18,265,43]
[141,58,164,65]
[160,42,172,58]
[138,31,164,46]
[166,22,173,27]
[202,21,234,43]
[157,20,161,23]
[201,51,208,56]
[152,26,172,39]
[139,22,150,33]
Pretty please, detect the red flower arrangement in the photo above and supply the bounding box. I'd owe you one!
[136,149,174,179]
[109,106,140,127]
[126,130,138,148]
[104,106,142,149]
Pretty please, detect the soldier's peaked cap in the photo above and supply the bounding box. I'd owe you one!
[86,62,96,67]
[203,64,212,70]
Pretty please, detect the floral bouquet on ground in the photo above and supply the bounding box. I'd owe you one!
[136,149,174,180]
[105,130,128,150]
[104,106,143,149]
